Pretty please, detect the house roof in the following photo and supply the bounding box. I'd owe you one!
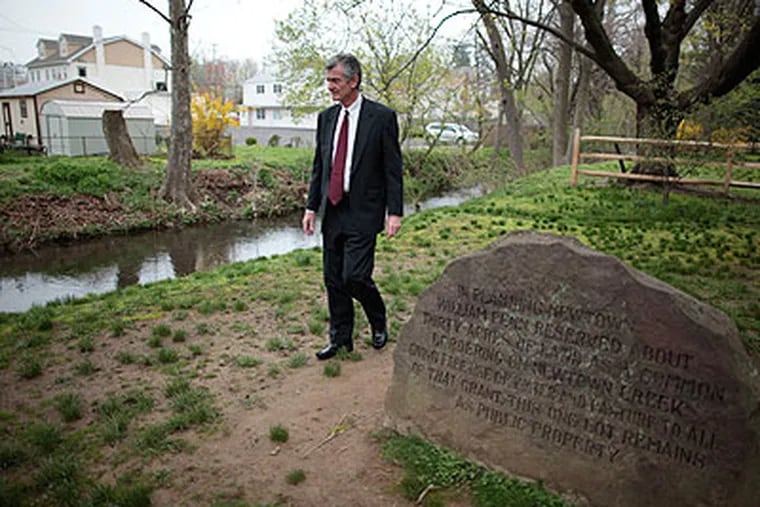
[0,77,125,101]
[41,100,154,119]
[60,33,94,46]
[26,33,170,69]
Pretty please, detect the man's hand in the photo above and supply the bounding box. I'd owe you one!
[386,214,401,238]
[302,210,316,235]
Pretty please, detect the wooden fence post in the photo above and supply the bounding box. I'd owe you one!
[570,128,581,187]
[724,146,734,195]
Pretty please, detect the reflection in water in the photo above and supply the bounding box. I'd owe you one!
[0,189,479,312]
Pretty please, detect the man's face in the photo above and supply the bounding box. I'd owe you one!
[326,64,358,106]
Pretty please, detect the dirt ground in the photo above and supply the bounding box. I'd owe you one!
[148,344,412,507]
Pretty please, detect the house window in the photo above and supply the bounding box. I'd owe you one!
[45,69,50,80]
[256,84,265,94]
[19,100,28,118]
[273,84,282,94]
[256,109,265,120]
[155,81,167,91]
[74,82,85,94]
[78,66,87,77]
[273,110,282,120]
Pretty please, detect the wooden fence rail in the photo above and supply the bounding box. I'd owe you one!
[570,129,760,194]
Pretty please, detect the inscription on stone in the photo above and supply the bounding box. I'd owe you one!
[385,231,759,507]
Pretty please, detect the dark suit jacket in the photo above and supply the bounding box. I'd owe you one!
[306,97,404,235]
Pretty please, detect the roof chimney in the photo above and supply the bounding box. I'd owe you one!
[93,25,104,77]
[142,32,153,89]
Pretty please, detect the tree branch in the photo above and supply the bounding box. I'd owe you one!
[642,0,665,74]
[681,15,760,106]
[137,0,171,24]
[569,0,650,103]
[480,3,597,61]
[682,0,715,37]
[386,8,478,84]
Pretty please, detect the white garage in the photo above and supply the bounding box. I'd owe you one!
[40,100,156,156]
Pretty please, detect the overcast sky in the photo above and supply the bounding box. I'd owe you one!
[0,0,301,64]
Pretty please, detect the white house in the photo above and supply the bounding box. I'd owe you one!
[24,26,171,127]
[238,67,318,147]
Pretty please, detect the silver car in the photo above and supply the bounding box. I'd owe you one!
[425,123,479,144]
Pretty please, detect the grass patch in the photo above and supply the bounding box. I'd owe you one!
[25,422,65,455]
[157,347,180,364]
[74,358,96,376]
[266,336,296,352]
[235,355,262,368]
[285,469,306,485]
[286,352,309,369]
[383,433,568,506]
[269,424,289,443]
[53,393,83,422]
[16,353,44,379]
[323,361,341,377]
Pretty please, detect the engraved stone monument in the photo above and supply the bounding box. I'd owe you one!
[385,231,760,507]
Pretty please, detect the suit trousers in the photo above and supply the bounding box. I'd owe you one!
[322,197,386,345]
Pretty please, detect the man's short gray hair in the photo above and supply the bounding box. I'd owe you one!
[326,53,362,89]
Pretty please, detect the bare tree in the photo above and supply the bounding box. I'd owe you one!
[138,0,197,208]
[473,0,551,175]
[477,0,760,174]
[552,0,574,166]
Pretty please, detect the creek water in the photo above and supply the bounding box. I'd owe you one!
[0,189,480,313]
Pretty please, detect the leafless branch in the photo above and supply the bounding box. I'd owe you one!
[137,0,171,24]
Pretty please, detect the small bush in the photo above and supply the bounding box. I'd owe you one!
[157,348,179,364]
[74,359,96,376]
[116,351,137,365]
[269,424,289,443]
[245,137,257,146]
[235,356,261,368]
[323,362,341,378]
[53,393,82,422]
[78,336,95,353]
[26,423,64,455]
[152,324,172,338]
[285,469,306,485]
[172,329,188,342]
[17,353,43,379]
[286,352,308,369]
[267,134,281,147]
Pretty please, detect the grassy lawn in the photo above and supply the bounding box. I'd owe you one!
[0,163,758,505]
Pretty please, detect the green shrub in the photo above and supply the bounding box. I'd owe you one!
[53,393,83,422]
[17,353,44,379]
[245,137,257,146]
[285,469,306,485]
[257,168,276,189]
[267,134,281,147]
[323,362,341,378]
[269,424,289,443]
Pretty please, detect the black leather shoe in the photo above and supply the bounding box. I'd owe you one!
[372,329,388,350]
[315,341,353,360]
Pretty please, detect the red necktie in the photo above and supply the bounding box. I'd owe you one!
[328,109,349,206]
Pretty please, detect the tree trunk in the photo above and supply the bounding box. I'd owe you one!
[161,0,197,208]
[102,110,142,168]
[568,54,591,160]
[473,0,526,174]
[502,89,525,175]
[552,1,574,167]
[633,96,683,176]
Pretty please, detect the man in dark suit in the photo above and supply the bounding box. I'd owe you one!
[302,53,403,360]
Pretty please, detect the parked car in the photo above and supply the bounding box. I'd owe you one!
[424,122,479,144]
